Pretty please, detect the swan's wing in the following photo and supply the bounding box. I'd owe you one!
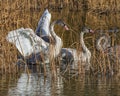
[61,48,76,56]
[35,9,51,37]
[6,28,48,57]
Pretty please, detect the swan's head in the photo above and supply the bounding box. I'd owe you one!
[82,27,94,33]
[56,19,69,30]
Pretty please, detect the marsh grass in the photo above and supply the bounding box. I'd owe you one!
[0,0,120,77]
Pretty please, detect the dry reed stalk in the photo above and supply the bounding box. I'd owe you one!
[50,58,57,78]
[1,0,120,77]
[40,53,47,77]
[91,34,96,73]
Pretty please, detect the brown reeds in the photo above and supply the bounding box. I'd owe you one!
[88,0,120,14]
[0,0,120,77]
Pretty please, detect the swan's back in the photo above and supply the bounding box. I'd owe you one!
[60,48,75,60]
[107,45,120,56]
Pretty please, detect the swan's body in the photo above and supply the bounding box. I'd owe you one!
[60,27,94,71]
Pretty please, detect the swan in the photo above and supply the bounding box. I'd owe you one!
[96,34,120,75]
[59,27,94,71]
[96,34,120,60]
[6,20,68,65]
[33,19,68,64]
[6,8,68,65]
[96,34,111,52]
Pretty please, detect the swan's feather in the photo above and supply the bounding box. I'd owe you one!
[6,28,48,57]
[36,9,51,37]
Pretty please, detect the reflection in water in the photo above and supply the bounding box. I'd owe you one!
[0,69,120,96]
[8,73,51,96]
[62,76,120,96]
[7,66,63,96]
[8,73,61,96]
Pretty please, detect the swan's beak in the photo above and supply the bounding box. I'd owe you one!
[64,25,69,30]
[89,29,94,33]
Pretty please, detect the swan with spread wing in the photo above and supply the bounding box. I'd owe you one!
[6,9,68,65]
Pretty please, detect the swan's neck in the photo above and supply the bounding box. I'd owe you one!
[49,21,63,58]
[50,21,57,39]
[80,32,90,55]
[96,35,110,52]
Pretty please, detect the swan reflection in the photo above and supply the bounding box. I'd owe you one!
[8,67,63,96]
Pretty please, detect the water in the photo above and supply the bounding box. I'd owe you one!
[0,68,120,96]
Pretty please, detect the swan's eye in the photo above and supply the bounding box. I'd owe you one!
[63,23,66,26]
[88,29,90,32]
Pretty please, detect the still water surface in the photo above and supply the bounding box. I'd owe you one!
[0,65,120,96]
